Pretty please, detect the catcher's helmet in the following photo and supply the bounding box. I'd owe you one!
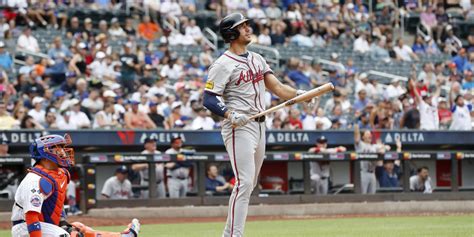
[30,134,75,168]
[219,13,249,43]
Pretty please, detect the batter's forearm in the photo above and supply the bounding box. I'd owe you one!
[274,83,297,100]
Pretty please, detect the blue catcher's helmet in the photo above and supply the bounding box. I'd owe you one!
[30,134,75,168]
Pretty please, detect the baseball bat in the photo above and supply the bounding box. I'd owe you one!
[249,82,335,120]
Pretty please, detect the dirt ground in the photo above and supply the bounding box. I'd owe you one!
[1,212,471,230]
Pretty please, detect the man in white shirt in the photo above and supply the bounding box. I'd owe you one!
[81,90,104,114]
[28,97,46,125]
[257,27,272,46]
[185,19,203,43]
[383,78,406,100]
[160,0,183,17]
[393,38,419,62]
[57,111,78,129]
[191,107,215,130]
[69,99,91,128]
[101,166,133,199]
[449,95,473,130]
[410,167,432,194]
[88,51,109,80]
[411,79,440,130]
[247,2,267,23]
[160,55,183,80]
[16,27,40,53]
[353,33,370,54]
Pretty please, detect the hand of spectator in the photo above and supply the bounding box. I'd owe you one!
[395,136,402,152]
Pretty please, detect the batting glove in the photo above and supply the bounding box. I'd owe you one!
[229,111,250,127]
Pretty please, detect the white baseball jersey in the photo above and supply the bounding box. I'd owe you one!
[11,173,70,237]
[418,99,439,130]
[449,104,472,130]
[11,173,44,222]
[205,50,272,124]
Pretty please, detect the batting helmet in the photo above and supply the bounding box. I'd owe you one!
[219,13,250,43]
[30,134,75,168]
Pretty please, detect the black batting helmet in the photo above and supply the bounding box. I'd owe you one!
[219,13,249,43]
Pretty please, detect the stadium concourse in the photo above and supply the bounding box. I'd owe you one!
[0,0,473,236]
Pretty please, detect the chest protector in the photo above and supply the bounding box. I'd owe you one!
[29,166,70,225]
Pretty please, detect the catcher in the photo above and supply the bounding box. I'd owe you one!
[11,134,140,237]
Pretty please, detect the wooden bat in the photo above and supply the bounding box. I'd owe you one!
[249,83,335,120]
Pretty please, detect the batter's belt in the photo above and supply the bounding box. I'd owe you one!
[254,115,266,123]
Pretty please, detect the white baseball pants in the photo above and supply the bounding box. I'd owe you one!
[12,221,70,237]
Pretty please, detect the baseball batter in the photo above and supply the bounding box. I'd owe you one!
[203,13,310,237]
[11,134,140,237]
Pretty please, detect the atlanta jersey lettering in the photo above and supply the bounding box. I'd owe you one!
[205,50,273,119]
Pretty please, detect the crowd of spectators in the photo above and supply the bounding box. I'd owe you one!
[0,0,471,132]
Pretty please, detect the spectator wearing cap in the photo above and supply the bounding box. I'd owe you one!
[101,166,133,199]
[88,51,109,80]
[124,100,156,129]
[27,97,46,125]
[132,138,166,198]
[120,42,140,93]
[437,98,452,129]
[308,136,346,195]
[69,99,91,129]
[444,25,462,55]
[148,101,167,129]
[0,41,12,71]
[165,137,192,198]
[138,15,161,41]
[165,101,184,129]
[375,136,402,188]
[410,79,441,130]
[0,102,16,129]
[449,92,473,130]
[394,38,419,62]
[108,17,126,39]
[191,107,215,130]
[0,138,10,156]
[16,27,40,53]
[93,102,119,129]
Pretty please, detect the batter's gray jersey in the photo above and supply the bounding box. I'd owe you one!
[205,50,272,127]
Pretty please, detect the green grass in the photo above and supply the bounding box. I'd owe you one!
[2,215,473,237]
